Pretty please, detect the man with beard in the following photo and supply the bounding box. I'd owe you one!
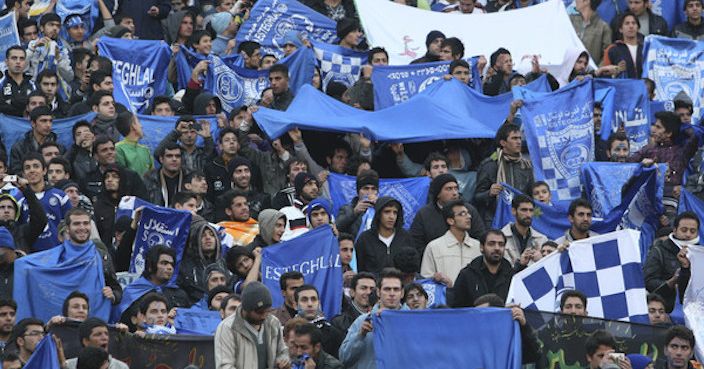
[605,132,630,163]
[214,281,290,369]
[645,212,700,312]
[501,195,547,270]
[143,142,187,207]
[661,325,698,369]
[0,299,16,353]
[227,157,270,220]
[556,198,599,244]
[452,230,514,307]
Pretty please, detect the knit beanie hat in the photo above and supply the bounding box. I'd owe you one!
[227,157,252,180]
[294,172,317,195]
[210,12,232,35]
[356,170,379,192]
[425,30,446,47]
[0,227,15,250]
[208,285,233,307]
[429,173,458,201]
[336,17,359,40]
[241,281,273,311]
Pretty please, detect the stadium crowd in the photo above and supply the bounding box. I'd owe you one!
[0,0,702,368]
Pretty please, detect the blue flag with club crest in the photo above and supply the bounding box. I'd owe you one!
[131,206,192,282]
[0,12,20,71]
[236,0,337,58]
[371,57,483,109]
[507,230,649,323]
[173,46,316,109]
[643,35,704,123]
[416,278,447,308]
[327,172,430,229]
[23,335,60,369]
[594,79,651,153]
[14,240,111,322]
[261,225,342,318]
[372,308,522,369]
[98,38,171,113]
[312,41,367,90]
[520,79,594,201]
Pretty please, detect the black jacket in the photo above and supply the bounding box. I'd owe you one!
[81,164,148,205]
[474,154,534,227]
[309,316,345,359]
[335,198,364,237]
[355,197,412,274]
[610,11,670,41]
[331,296,364,333]
[93,192,120,248]
[606,41,644,79]
[409,201,485,256]
[0,261,13,300]
[0,188,48,253]
[142,169,187,207]
[65,144,98,180]
[205,156,232,204]
[10,131,63,175]
[0,73,34,117]
[643,238,683,312]
[674,20,704,40]
[451,256,514,308]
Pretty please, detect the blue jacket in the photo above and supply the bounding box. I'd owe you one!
[338,304,408,369]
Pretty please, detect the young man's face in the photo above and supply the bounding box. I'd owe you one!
[428,37,443,56]
[339,239,354,265]
[608,140,629,162]
[47,163,67,185]
[427,160,448,178]
[22,159,45,186]
[686,1,703,22]
[41,21,61,39]
[295,289,320,319]
[568,206,593,233]
[39,76,58,99]
[143,301,168,326]
[66,297,89,320]
[380,205,399,230]
[586,345,616,369]
[21,24,38,42]
[309,207,330,228]
[451,66,470,84]
[282,278,305,307]
[83,326,109,350]
[561,296,587,316]
[185,176,208,194]
[153,102,174,116]
[370,51,388,66]
[647,300,667,325]
[665,337,694,369]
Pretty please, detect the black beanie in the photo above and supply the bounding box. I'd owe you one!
[294,172,317,195]
[227,156,252,179]
[429,173,458,201]
[208,285,233,308]
[425,30,446,47]
[356,170,379,192]
[336,17,359,40]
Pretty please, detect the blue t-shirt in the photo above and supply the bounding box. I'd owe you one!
[16,187,72,252]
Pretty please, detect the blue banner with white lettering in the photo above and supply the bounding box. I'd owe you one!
[174,46,316,109]
[14,240,111,322]
[261,225,342,318]
[237,0,337,58]
[372,308,522,369]
[98,38,171,113]
[521,79,594,201]
[416,279,447,308]
[254,78,548,142]
[0,112,96,163]
[23,335,60,369]
[312,41,367,90]
[174,308,221,335]
[594,79,651,153]
[372,57,483,109]
[56,0,98,40]
[678,189,704,241]
[0,12,20,71]
[327,172,430,229]
[131,206,192,282]
[643,35,704,123]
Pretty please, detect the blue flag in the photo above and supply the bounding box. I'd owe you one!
[594,79,651,153]
[0,113,96,159]
[371,57,483,109]
[596,0,627,23]
[14,240,111,322]
[494,165,663,243]
[650,0,684,31]
[312,41,368,90]
[136,113,220,153]
[111,276,177,323]
[174,307,222,335]
[24,335,60,369]
[372,308,522,369]
[582,162,642,217]
[327,172,430,229]
[236,0,337,58]
[0,12,20,71]
[416,279,446,308]
[97,38,171,113]
[521,79,594,201]
[254,77,550,142]
[679,189,704,241]
[261,225,342,318]
[131,206,192,282]
[56,0,98,40]
[643,35,704,123]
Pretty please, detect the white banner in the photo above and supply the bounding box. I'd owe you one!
[355,0,590,69]
[684,245,704,361]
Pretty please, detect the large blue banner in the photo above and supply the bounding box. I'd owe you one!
[174,46,316,110]
[0,112,96,156]
[371,57,483,109]
[174,308,221,335]
[521,79,594,201]
[14,240,111,322]
[56,0,99,40]
[594,79,651,153]
[312,41,368,90]
[237,0,337,58]
[327,172,430,229]
[643,35,704,123]
[261,225,342,319]
[0,12,20,71]
[24,335,60,369]
[253,77,549,142]
[372,308,522,369]
[131,206,192,282]
[98,38,171,113]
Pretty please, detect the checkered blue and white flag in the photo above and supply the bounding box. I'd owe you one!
[312,41,368,91]
[507,230,649,323]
